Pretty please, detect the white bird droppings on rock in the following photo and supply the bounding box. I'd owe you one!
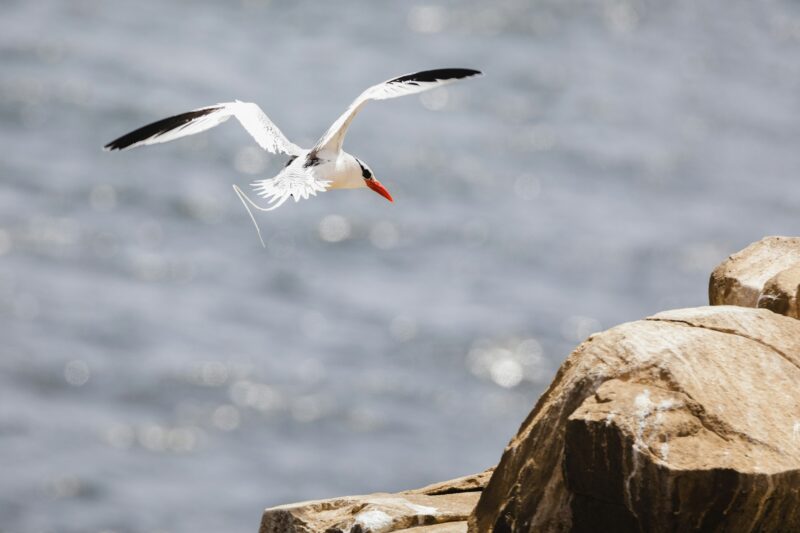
[353,509,393,532]
[401,501,438,515]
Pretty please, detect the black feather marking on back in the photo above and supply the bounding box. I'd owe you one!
[388,68,481,85]
[303,152,322,168]
[284,155,298,167]
[103,107,222,151]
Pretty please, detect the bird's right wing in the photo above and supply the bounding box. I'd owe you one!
[104,101,303,156]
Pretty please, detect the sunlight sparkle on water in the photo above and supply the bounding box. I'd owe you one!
[64,359,90,387]
[212,405,241,431]
[369,221,399,250]
[467,337,547,388]
[561,315,601,343]
[318,214,351,243]
[229,380,285,413]
[234,145,267,175]
[408,5,446,34]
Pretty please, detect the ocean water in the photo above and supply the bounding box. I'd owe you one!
[1,0,799,531]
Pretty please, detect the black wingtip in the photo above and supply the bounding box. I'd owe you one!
[103,107,222,152]
[389,68,483,84]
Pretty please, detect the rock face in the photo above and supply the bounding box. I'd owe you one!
[469,306,800,532]
[709,236,800,317]
[259,470,492,533]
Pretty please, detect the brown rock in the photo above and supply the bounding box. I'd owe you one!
[709,236,800,314]
[259,470,492,533]
[469,306,800,532]
[758,265,800,318]
[407,470,494,496]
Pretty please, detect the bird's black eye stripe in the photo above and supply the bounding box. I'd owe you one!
[356,159,372,179]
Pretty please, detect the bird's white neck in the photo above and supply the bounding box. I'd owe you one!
[324,151,365,190]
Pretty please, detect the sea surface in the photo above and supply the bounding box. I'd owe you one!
[1,1,799,532]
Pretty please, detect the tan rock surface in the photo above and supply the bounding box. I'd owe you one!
[406,470,493,496]
[259,470,492,533]
[758,265,800,318]
[709,236,800,313]
[469,306,800,532]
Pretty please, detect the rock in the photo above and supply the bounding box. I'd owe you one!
[409,470,494,496]
[259,470,492,533]
[758,265,800,318]
[709,236,800,317]
[469,306,800,532]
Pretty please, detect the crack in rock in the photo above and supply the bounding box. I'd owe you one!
[645,317,800,372]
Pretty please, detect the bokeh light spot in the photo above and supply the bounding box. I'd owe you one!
[318,214,351,243]
[490,357,524,388]
[561,316,601,343]
[105,424,135,449]
[369,221,399,250]
[408,5,446,33]
[466,337,547,388]
[212,405,241,431]
[64,359,90,387]
[234,145,267,175]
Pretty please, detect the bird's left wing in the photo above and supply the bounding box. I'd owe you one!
[232,170,331,247]
[312,68,482,157]
[104,101,302,155]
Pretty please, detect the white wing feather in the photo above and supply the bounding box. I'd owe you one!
[105,101,302,156]
[229,101,303,155]
[313,68,482,156]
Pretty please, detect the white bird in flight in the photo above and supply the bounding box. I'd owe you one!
[104,68,482,245]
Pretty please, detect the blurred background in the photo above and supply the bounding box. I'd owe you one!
[1,0,799,531]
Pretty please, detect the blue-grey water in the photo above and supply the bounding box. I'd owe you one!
[2,1,799,532]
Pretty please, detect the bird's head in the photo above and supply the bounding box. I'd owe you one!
[356,158,393,202]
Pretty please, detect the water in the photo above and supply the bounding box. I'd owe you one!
[2,0,799,531]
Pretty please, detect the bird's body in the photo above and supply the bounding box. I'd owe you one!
[278,150,364,192]
[104,68,482,244]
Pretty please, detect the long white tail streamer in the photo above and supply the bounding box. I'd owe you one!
[232,184,290,248]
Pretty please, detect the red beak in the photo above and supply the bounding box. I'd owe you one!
[366,178,393,202]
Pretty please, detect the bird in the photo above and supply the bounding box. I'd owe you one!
[104,68,482,246]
